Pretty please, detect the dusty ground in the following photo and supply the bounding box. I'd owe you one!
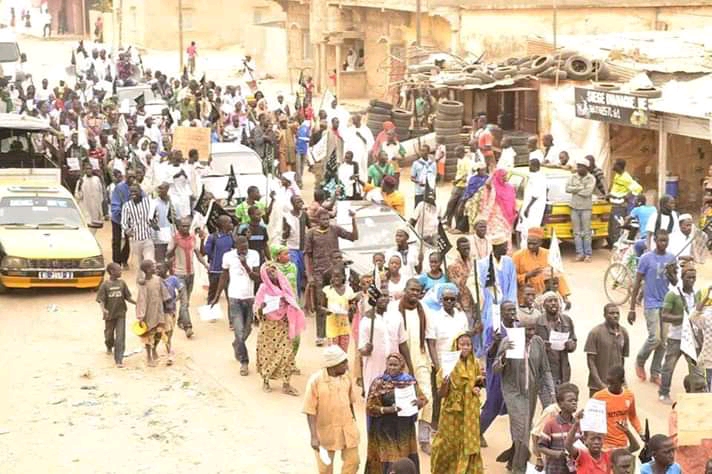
[0,35,708,474]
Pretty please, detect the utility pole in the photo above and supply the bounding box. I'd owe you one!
[178,0,184,72]
[552,0,558,49]
[416,0,421,47]
[117,0,123,49]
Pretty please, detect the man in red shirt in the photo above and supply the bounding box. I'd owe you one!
[186,41,197,74]
[565,410,639,473]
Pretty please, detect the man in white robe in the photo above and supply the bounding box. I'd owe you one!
[75,162,105,233]
[344,114,374,182]
[163,150,193,219]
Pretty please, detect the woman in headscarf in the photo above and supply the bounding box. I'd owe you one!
[477,168,517,243]
[385,252,406,301]
[461,161,489,232]
[431,333,485,474]
[271,243,301,370]
[365,353,427,474]
[254,262,306,396]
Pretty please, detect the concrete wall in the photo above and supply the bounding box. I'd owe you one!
[460,6,712,60]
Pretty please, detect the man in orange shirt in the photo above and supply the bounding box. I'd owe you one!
[592,365,643,450]
[512,227,571,306]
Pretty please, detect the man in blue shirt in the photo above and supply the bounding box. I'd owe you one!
[296,120,311,187]
[204,215,235,319]
[110,169,136,266]
[629,229,676,385]
[410,145,436,209]
[631,194,657,256]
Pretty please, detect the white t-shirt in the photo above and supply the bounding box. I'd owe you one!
[645,211,680,239]
[222,249,259,299]
[425,309,469,361]
[497,147,515,170]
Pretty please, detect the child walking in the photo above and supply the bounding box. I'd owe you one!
[157,262,182,366]
[136,259,169,367]
[322,266,359,352]
[96,263,135,368]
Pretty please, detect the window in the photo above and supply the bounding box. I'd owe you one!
[302,31,312,60]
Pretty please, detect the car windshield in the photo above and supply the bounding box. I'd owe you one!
[546,175,572,203]
[342,214,409,250]
[0,42,19,62]
[0,197,83,227]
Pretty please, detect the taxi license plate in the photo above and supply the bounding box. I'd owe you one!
[39,271,74,280]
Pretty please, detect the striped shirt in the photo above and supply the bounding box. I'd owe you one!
[121,197,154,241]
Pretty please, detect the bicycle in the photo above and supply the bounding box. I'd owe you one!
[604,217,640,305]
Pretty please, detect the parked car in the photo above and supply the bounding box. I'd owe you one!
[200,142,279,211]
[0,178,104,292]
[335,200,432,279]
[507,165,611,242]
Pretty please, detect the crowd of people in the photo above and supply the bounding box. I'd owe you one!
[6,40,712,473]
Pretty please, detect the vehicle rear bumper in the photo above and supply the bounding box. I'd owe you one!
[0,273,103,289]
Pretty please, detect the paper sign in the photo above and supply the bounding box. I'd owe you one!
[318,447,332,466]
[156,227,173,243]
[263,295,281,314]
[198,304,223,321]
[172,126,210,163]
[89,157,100,170]
[505,327,525,359]
[491,304,501,332]
[440,351,460,378]
[677,393,712,446]
[581,399,607,434]
[328,304,348,315]
[394,385,418,417]
[525,462,541,474]
[549,331,569,351]
[66,157,80,171]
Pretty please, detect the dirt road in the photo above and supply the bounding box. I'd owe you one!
[0,35,707,474]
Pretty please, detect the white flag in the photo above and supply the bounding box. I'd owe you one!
[680,314,698,363]
[77,116,89,149]
[548,229,564,273]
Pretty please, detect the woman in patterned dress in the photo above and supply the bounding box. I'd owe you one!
[254,263,305,395]
[430,333,485,474]
[365,353,427,473]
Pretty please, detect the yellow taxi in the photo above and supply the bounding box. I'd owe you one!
[0,178,104,291]
[507,166,611,241]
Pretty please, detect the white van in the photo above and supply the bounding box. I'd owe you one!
[0,32,26,82]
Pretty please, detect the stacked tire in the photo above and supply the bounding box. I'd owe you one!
[366,99,393,139]
[391,108,412,142]
[434,100,464,181]
[505,132,534,166]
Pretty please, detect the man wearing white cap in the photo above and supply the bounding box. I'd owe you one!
[669,213,707,264]
[566,157,596,262]
[303,346,360,473]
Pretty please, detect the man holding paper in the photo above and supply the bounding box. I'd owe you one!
[494,316,555,474]
[303,346,360,474]
[535,291,577,385]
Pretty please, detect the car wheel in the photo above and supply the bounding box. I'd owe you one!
[368,106,391,115]
[492,66,518,79]
[368,112,391,123]
[369,99,393,110]
[590,60,610,81]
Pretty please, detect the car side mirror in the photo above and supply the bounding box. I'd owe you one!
[20,53,27,63]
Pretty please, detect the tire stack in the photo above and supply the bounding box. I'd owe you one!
[391,108,412,142]
[434,99,465,181]
[366,99,393,139]
[504,132,534,166]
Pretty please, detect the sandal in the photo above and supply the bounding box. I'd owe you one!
[262,380,272,393]
[282,384,299,397]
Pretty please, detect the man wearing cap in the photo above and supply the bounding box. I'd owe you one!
[566,157,596,262]
[513,227,571,306]
[517,156,547,248]
[476,234,517,359]
[304,346,360,473]
[670,213,707,264]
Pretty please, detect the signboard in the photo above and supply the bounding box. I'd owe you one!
[677,393,712,446]
[575,88,650,128]
[172,126,210,161]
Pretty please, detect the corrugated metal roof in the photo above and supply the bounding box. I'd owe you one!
[531,29,712,75]
[648,74,712,119]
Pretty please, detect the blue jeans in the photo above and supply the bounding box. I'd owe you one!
[636,308,667,377]
[289,249,305,297]
[175,274,194,330]
[571,208,592,257]
[707,368,712,392]
[229,298,254,364]
[659,337,703,397]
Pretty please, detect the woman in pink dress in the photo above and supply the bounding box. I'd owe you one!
[478,169,517,245]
